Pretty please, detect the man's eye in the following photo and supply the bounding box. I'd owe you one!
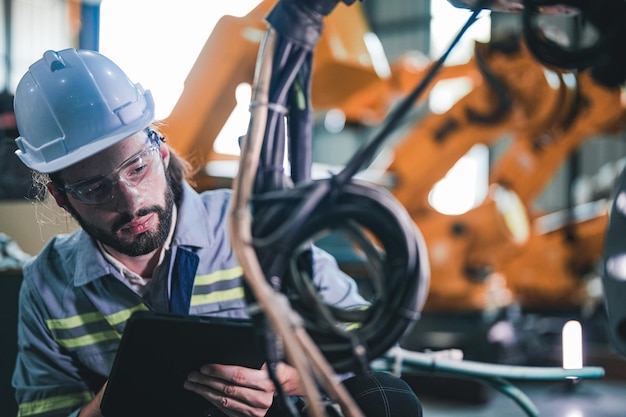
[128,162,149,177]
[80,182,108,198]
[134,163,148,174]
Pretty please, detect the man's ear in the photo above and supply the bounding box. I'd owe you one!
[160,144,171,168]
[46,183,70,211]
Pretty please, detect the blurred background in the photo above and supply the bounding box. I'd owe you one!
[1,1,626,415]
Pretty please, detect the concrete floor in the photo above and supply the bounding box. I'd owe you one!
[393,305,626,417]
[419,379,626,417]
[400,340,626,417]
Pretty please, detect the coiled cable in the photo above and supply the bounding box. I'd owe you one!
[252,178,429,372]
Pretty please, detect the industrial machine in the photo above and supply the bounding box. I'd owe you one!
[390,38,626,312]
[162,0,626,317]
[158,0,625,414]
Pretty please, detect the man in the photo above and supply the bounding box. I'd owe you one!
[12,48,422,417]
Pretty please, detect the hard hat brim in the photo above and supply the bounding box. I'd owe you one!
[15,99,154,174]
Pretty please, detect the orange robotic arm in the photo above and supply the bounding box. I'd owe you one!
[160,1,273,181]
[389,39,569,215]
[161,0,390,188]
[504,204,609,309]
[388,36,625,312]
[490,70,626,205]
[493,69,626,309]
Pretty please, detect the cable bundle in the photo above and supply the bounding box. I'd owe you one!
[242,0,488,375]
[238,0,435,374]
[522,0,626,86]
[252,177,428,372]
[229,0,486,413]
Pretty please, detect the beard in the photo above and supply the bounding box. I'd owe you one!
[68,173,176,257]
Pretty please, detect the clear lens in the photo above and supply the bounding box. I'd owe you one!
[71,178,115,204]
[63,144,160,205]
[120,150,156,186]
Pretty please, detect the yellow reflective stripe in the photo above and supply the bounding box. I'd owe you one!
[56,329,121,349]
[342,307,368,331]
[194,266,243,286]
[104,304,150,326]
[18,391,92,416]
[344,322,363,331]
[46,304,148,330]
[46,311,104,330]
[191,287,245,307]
[47,305,148,349]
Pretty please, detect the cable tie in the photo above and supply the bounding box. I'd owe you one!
[249,100,289,115]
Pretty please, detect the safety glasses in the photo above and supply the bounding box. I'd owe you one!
[59,137,162,205]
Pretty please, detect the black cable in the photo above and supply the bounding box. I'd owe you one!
[333,2,487,186]
[522,0,608,70]
[288,67,314,185]
[252,178,428,373]
[464,41,512,124]
[522,0,626,86]
[255,46,309,193]
[247,0,489,375]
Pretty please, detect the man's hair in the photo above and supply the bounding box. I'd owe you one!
[164,147,193,206]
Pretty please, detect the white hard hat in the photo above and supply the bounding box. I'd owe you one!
[14,48,155,173]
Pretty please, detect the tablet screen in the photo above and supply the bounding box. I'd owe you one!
[101,311,266,417]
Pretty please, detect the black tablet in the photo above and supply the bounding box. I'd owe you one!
[100,311,266,417]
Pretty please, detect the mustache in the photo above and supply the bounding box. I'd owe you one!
[111,205,164,233]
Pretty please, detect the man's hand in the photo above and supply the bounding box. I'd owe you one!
[184,362,301,417]
[77,381,107,417]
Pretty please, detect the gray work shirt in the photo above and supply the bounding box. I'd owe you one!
[12,183,367,417]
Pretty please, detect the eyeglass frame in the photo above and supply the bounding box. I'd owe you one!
[54,130,164,205]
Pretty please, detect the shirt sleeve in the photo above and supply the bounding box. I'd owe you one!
[311,245,369,309]
[12,274,95,417]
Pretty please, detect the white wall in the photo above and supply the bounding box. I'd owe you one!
[10,0,73,91]
[1,0,74,257]
[0,199,77,256]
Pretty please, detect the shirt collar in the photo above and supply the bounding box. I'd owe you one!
[171,181,214,250]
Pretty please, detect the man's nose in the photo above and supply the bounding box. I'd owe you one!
[113,180,144,212]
